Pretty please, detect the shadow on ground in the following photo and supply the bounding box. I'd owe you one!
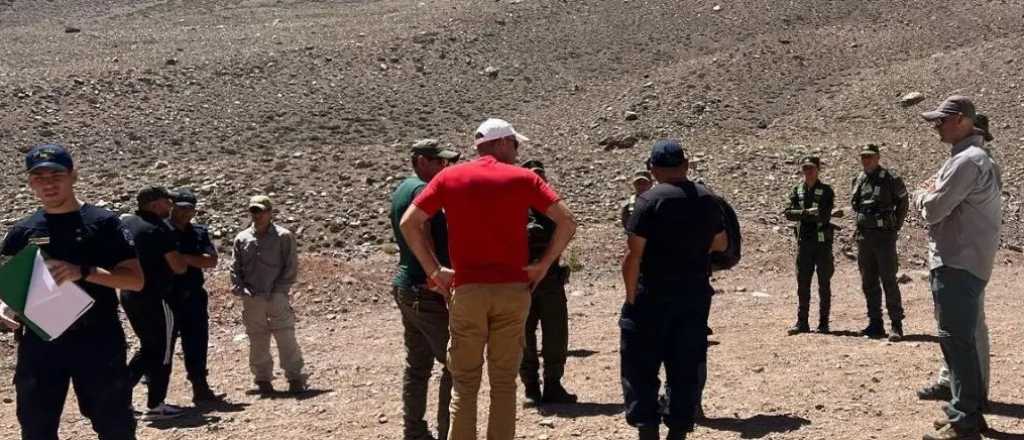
[701,414,811,439]
[535,401,624,418]
[567,349,599,358]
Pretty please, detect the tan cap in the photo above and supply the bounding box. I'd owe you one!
[249,195,272,211]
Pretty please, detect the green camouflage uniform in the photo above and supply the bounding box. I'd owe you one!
[784,180,835,330]
[851,165,909,333]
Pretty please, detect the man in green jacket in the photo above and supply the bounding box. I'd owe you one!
[784,156,835,335]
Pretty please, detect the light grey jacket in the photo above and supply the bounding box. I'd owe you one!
[915,134,1002,280]
[231,224,299,296]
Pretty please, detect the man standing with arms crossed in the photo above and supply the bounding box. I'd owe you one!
[620,140,728,440]
[401,118,577,440]
[390,141,460,440]
[169,189,225,404]
[231,195,307,394]
[1,144,143,439]
[917,96,1002,440]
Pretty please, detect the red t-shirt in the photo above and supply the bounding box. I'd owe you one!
[413,155,560,287]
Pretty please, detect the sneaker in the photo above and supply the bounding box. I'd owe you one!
[917,383,952,401]
[923,423,981,440]
[142,403,184,421]
[541,383,578,404]
[787,323,810,336]
[523,382,543,405]
[288,379,308,394]
[255,381,274,395]
[860,324,887,339]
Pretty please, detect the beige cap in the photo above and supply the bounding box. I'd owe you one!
[249,195,273,211]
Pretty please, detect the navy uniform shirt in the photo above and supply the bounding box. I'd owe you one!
[1,204,136,332]
[626,180,725,296]
[121,211,178,300]
[173,223,216,293]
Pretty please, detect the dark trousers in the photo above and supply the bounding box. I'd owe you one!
[169,288,210,385]
[393,287,452,440]
[856,229,903,325]
[121,293,174,409]
[932,267,988,431]
[519,276,569,386]
[15,321,137,440]
[795,240,834,327]
[621,289,711,432]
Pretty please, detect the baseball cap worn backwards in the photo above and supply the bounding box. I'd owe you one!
[647,139,688,168]
[921,95,976,121]
[249,195,273,212]
[25,144,74,173]
[473,118,529,147]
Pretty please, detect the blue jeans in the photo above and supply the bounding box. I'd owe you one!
[931,267,988,430]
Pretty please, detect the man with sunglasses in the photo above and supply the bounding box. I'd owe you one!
[230,195,306,395]
[400,118,577,440]
[2,144,143,439]
[851,143,909,341]
[916,96,1001,440]
[389,140,460,440]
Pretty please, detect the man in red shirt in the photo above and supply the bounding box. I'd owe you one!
[401,118,577,440]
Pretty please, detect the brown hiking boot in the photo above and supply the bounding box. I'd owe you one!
[922,424,981,440]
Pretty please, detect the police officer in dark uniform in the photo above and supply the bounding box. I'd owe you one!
[621,140,728,440]
[1,144,143,439]
[519,160,577,406]
[120,186,189,420]
[784,156,835,335]
[852,144,909,341]
[168,189,225,403]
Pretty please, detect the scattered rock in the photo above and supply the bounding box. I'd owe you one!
[539,419,555,428]
[1007,244,1023,253]
[165,58,178,66]
[897,272,913,284]
[598,134,639,150]
[752,366,765,373]
[483,66,500,78]
[624,111,639,121]
[751,291,770,298]
[899,92,925,107]
[64,26,81,34]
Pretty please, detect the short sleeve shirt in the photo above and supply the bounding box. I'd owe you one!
[174,223,217,292]
[413,156,560,287]
[1,204,136,330]
[390,176,451,289]
[121,211,178,299]
[627,180,724,294]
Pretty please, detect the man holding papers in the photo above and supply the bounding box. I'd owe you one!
[0,144,144,440]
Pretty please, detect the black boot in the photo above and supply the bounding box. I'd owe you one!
[192,379,226,404]
[638,426,659,440]
[888,321,904,342]
[787,322,810,335]
[860,321,886,339]
[524,382,543,405]
[666,428,687,440]
[542,382,578,404]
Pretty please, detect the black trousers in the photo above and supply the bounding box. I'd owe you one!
[520,274,569,386]
[621,288,711,432]
[856,229,904,325]
[15,320,136,440]
[121,292,175,409]
[169,288,210,385]
[795,240,834,327]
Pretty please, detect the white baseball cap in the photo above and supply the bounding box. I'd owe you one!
[473,118,529,147]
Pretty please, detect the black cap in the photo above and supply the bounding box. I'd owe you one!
[859,144,881,156]
[521,159,544,171]
[25,144,74,173]
[800,156,821,169]
[137,185,173,207]
[647,139,688,168]
[921,95,977,121]
[173,189,198,208]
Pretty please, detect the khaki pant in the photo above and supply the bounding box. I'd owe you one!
[242,294,305,382]
[447,283,531,440]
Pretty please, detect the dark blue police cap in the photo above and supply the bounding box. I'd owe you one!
[173,189,198,208]
[25,144,74,173]
[647,139,688,168]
